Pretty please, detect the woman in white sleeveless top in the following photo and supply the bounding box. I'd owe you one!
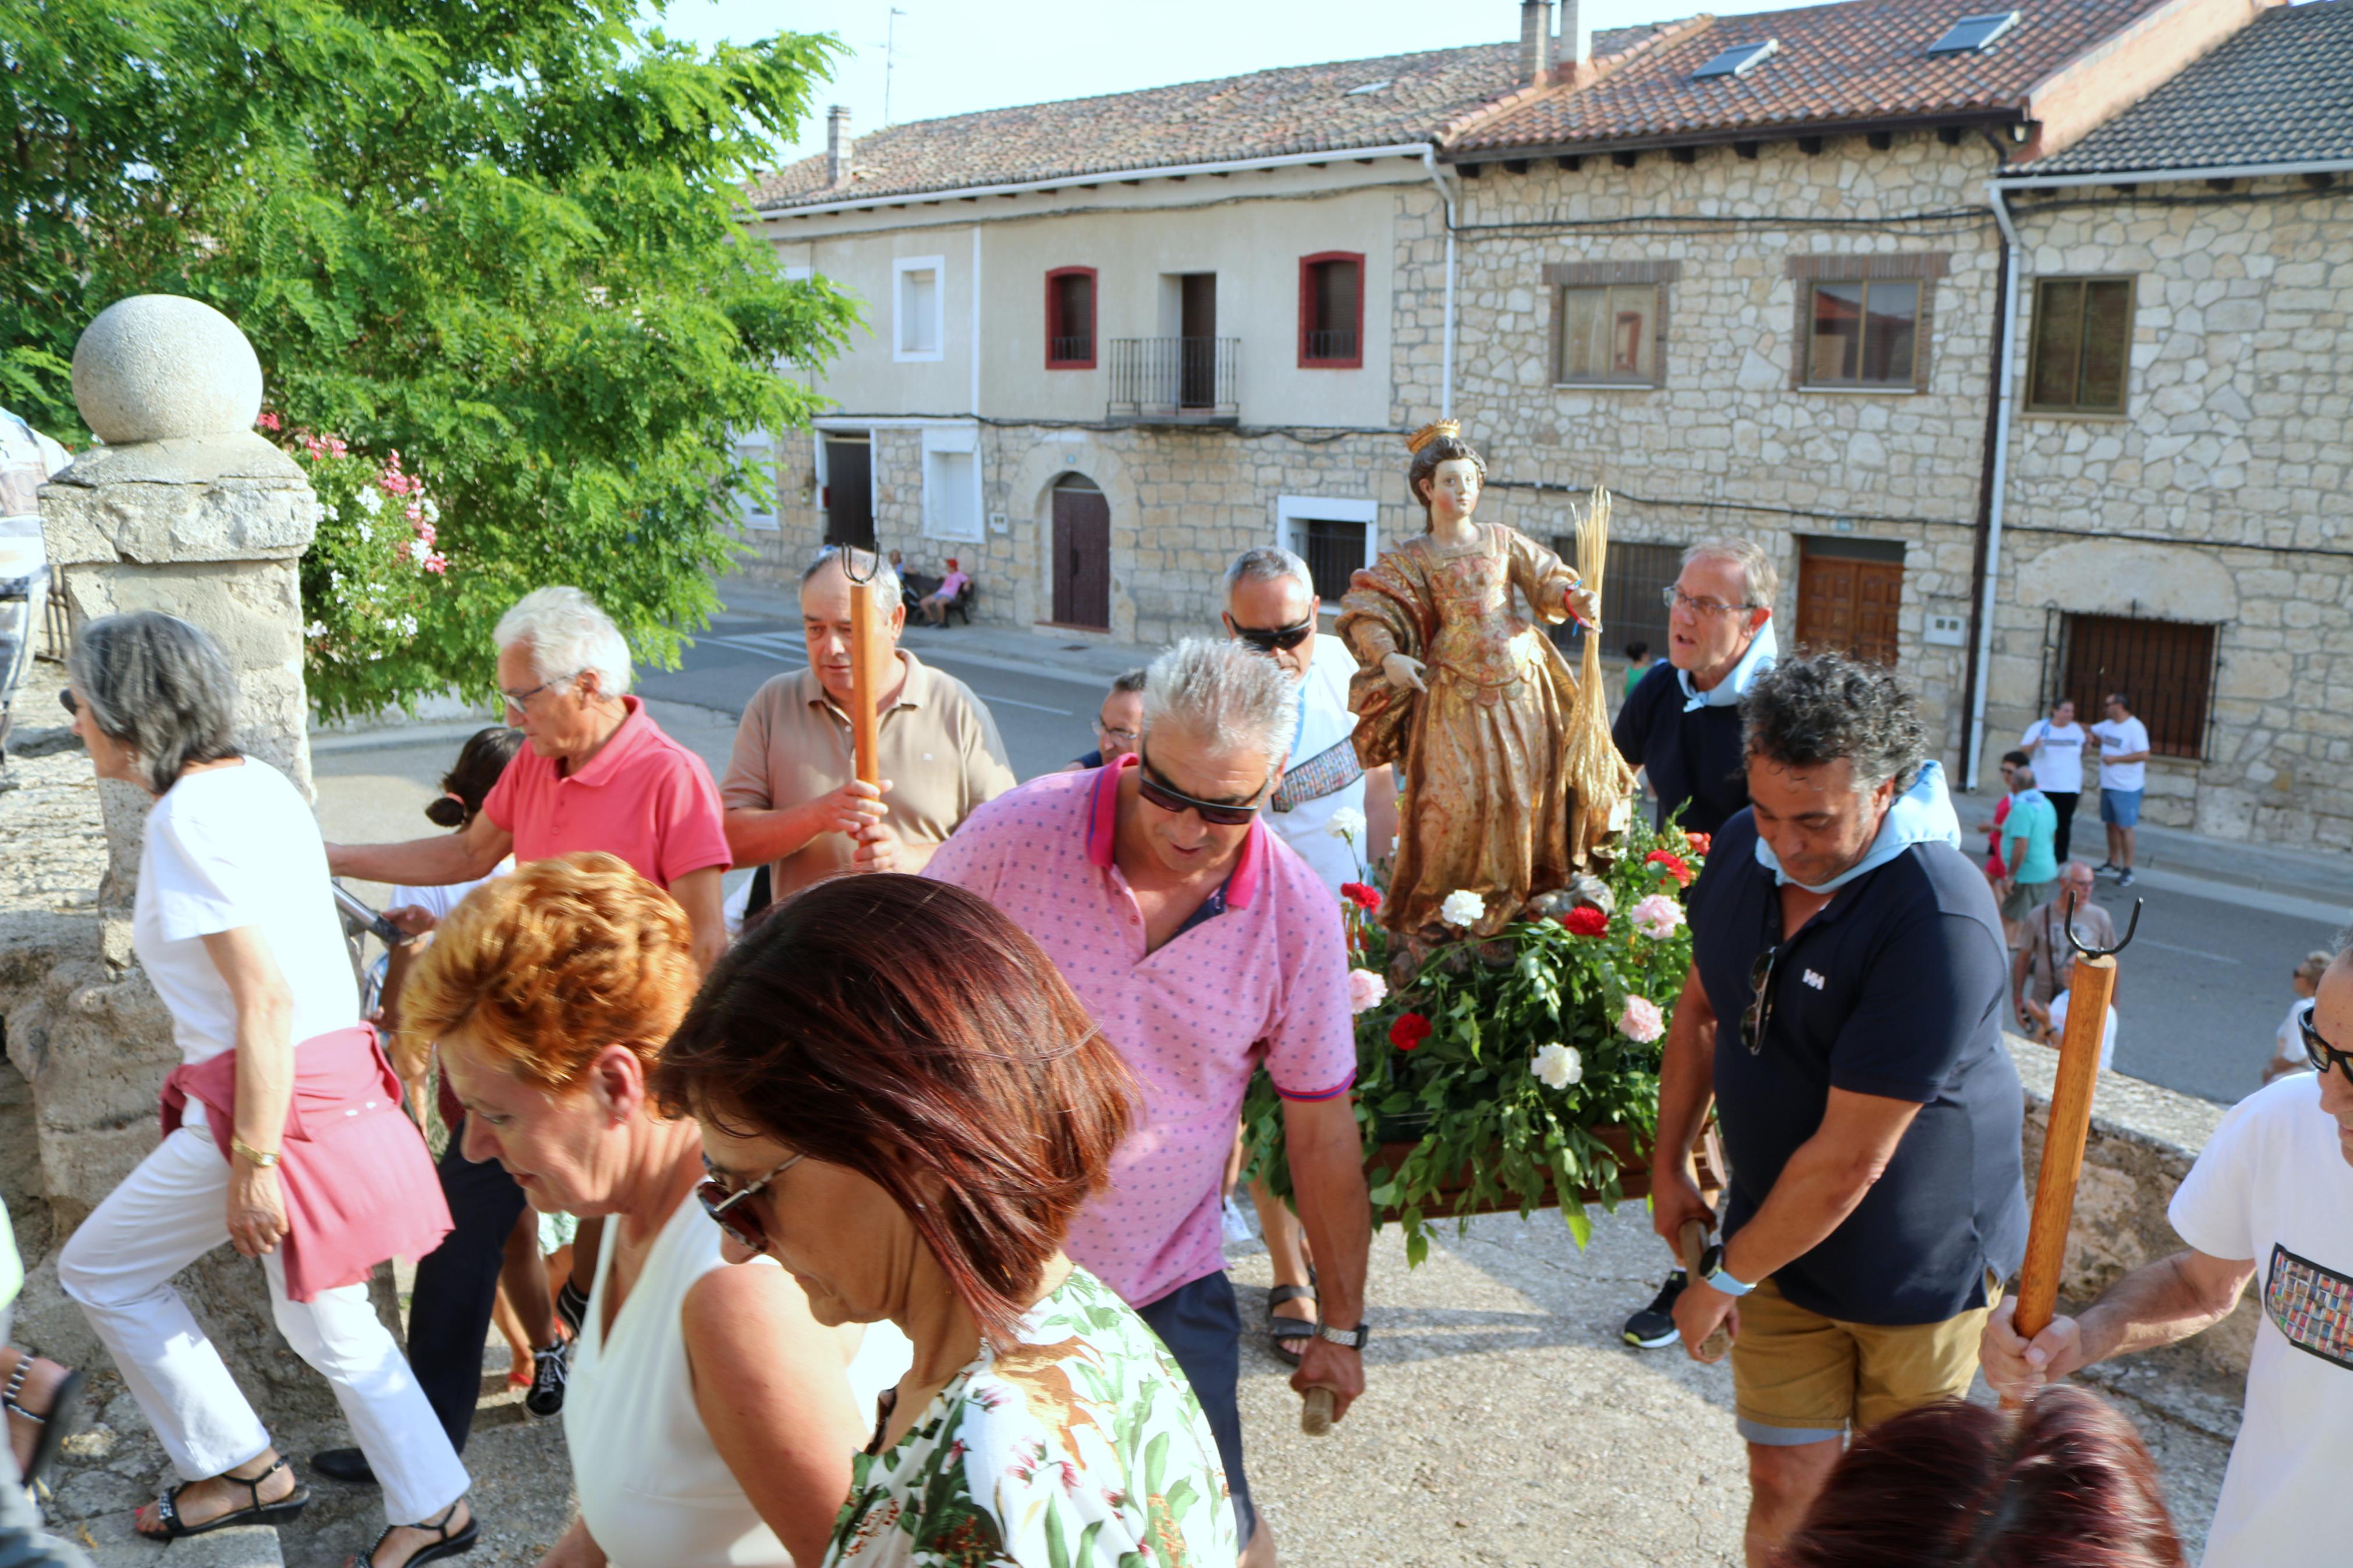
[399,853,910,1567]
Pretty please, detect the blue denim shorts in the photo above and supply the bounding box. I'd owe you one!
[2099,788,2143,827]
[1135,1270,1255,1546]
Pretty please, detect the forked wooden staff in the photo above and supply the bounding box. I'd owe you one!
[2005,891,2142,1407]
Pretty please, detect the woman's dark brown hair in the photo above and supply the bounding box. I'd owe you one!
[424,726,524,828]
[651,873,1136,1347]
[1773,1387,2186,1568]
[1406,432,1486,525]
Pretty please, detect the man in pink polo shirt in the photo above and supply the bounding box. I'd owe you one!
[928,637,1369,1568]
[325,586,732,1485]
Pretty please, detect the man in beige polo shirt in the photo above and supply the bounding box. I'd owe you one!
[722,547,1016,896]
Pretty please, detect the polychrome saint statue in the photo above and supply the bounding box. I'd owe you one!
[1337,421,1613,952]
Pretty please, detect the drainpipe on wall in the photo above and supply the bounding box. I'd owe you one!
[1421,147,1460,417]
[1965,180,2025,792]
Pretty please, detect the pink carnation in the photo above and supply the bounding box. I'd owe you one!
[1347,968,1389,1015]
[1617,995,1665,1043]
[1630,893,1685,940]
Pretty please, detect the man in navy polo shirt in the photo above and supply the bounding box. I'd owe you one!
[1649,651,2027,1568]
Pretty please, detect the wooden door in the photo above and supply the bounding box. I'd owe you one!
[1796,555,1903,667]
[1051,487,1112,630]
[1179,273,1216,409]
[822,436,872,549]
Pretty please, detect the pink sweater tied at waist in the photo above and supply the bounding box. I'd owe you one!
[160,1024,453,1303]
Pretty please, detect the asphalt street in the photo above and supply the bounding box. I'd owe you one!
[321,599,2343,1111]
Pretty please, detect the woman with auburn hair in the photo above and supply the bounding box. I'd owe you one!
[402,853,900,1568]
[1773,1385,2186,1567]
[651,874,1240,1568]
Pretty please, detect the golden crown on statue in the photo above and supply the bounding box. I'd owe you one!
[1404,419,1461,456]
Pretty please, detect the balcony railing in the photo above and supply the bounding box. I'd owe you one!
[1048,334,1095,366]
[1106,337,1238,424]
[1303,328,1360,364]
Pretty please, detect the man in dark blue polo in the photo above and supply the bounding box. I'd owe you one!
[1610,535,1779,1350]
[1649,650,2026,1568]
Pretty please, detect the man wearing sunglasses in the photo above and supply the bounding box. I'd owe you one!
[1982,940,2353,1568]
[929,638,1368,1568]
[1655,652,2025,1567]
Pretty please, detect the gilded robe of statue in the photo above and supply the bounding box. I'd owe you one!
[1337,523,1586,942]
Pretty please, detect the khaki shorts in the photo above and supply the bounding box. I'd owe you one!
[1730,1274,2000,1445]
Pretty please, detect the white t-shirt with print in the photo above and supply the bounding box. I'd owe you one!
[2167,1073,2353,1567]
[134,760,359,1065]
[2018,719,2087,794]
[2091,716,2151,792]
[1259,632,1368,895]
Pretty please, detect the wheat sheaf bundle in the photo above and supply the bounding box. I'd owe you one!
[1563,486,1638,865]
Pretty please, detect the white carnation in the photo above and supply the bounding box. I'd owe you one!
[356,487,383,515]
[1532,1043,1582,1090]
[1439,888,1485,929]
[1326,806,1367,841]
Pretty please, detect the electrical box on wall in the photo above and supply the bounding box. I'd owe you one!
[1924,613,1967,647]
[988,512,1009,535]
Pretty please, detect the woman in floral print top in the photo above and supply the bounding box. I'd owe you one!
[651,874,1238,1568]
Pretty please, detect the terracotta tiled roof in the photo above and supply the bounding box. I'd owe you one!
[1447,0,2177,155]
[748,30,1666,212]
[2011,0,2353,175]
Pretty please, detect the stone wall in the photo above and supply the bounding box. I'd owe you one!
[1989,176,2353,849]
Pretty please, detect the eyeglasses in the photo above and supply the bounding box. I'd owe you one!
[1740,944,1781,1055]
[1094,720,1140,746]
[1135,750,1268,828]
[1662,585,1756,619]
[499,673,579,713]
[2298,1003,2353,1082]
[1233,620,1314,655]
[696,1153,805,1254]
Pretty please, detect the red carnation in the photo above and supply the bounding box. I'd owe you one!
[1340,881,1382,912]
[1684,832,1711,858]
[1389,1012,1432,1051]
[1646,849,1694,887]
[1557,905,1609,937]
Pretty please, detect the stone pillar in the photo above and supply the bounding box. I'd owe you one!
[3,295,344,1426]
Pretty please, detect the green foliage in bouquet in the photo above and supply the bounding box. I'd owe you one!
[1247,815,1709,1265]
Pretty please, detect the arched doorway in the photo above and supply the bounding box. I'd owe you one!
[1049,472,1110,631]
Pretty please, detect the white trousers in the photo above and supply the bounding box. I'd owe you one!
[57,1123,467,1525]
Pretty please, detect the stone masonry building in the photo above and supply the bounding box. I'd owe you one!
[736,0,2345,845]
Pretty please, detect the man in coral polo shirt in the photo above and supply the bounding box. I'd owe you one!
[929,638,1369,1568]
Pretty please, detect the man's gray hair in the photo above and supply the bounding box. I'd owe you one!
[494,586,632,696]
[68,611,242,795]
[1741,650,1926,795]
[2060,859,2097,883]
[1109,666,1148,696]
[1142,637,1299,768]
[1683,535,1780,610]
[2013,764,2037,790]
[803,546,903,609]
[1223,546,1315,603]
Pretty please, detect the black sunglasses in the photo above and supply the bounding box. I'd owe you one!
[696,1153,805,1254]
[1233,620,1314,654]
[1740,945,1780,1055]
[2298,1002,2353,1081]
[1135,750,1267,828]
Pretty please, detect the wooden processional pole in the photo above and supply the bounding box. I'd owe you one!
[847,573,882,791]
[2006,893,2141,1405]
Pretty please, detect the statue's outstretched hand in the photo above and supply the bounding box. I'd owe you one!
[1566,584,1600,630]
[1381,652,1427,694]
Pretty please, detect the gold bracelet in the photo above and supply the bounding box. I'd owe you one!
[230,1137,281,1169]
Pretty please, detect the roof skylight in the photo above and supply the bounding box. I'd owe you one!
[1345,79,1394,96]
[1692,39,1779,80]
[1927,10,2021,54]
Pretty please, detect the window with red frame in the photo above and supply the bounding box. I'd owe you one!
[1298,253,1364,368]
[1045,268,1096,369]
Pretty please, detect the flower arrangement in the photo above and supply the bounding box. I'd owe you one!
[279,414,459,714]
[1246,812,1708,1263]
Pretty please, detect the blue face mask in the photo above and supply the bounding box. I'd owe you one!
[1754,760,1964,894]
[1678,619,1777,714]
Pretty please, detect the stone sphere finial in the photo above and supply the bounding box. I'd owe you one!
[72,295,265,445]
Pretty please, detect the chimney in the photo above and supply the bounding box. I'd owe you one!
[826,105,853,188]
[1520,0,1555,84]
[1558,0,1593,73]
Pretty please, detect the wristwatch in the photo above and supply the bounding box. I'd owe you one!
[1697,1244,1756,1298]
[230,1137,281,1169]
[1314,1322,1371,1350]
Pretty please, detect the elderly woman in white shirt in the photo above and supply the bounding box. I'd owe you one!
[402,851,905,1568]
[56,612,471,1568]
